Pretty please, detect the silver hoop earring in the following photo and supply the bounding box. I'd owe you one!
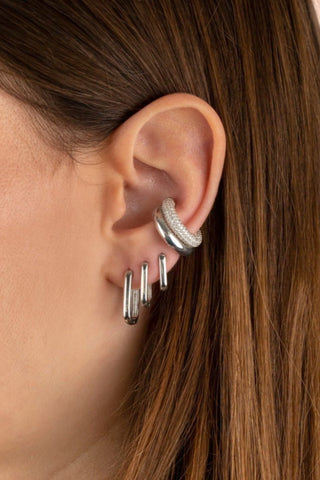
[153,197,203,256]
[140,261,152,307]
[159,252,168,290]
[123,270,140,325]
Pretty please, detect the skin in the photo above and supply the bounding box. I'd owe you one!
[0,89,226,479]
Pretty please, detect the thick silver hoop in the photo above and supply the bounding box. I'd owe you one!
[123,270,140,325]
[161,198,202,248]
[153,207,194,256]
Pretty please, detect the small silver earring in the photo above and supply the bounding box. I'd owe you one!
[159,252,168,290]
[140,261,152,307]
[153,198,202,256]
[123,270,140,325]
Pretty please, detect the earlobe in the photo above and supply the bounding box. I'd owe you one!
[103,92,226,322]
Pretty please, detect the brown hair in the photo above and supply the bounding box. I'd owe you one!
[1,1,320,478]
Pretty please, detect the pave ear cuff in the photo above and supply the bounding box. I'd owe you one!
[123,197,203,325]
[153,197,202,256]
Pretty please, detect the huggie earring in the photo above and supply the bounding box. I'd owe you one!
[123,270,140,325]
[153,197,203,256]
[159,253,168,290]
[140,261,152,307]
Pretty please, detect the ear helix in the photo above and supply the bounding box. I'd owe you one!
[122,197,203,325]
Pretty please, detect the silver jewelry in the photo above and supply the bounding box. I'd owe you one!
[162,198,202,247]
[153,198,202,256]
[123,270,140,325]
[123,198,202,324]
[159,252,168,290]
[140,261,152,307]
[153,207,194,256]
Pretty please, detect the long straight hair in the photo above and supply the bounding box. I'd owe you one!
[0,1,319,478]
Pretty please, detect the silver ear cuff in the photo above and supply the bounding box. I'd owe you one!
[123,197,203,325]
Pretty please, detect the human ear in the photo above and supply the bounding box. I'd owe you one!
[99,92,226,290]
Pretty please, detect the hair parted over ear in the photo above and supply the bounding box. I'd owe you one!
[100,93,226,290]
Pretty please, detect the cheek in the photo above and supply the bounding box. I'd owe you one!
[0,161,100,384]
[0,92,127,453]
[0,163,74,322]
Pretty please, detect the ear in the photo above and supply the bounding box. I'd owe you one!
[99,92,226,289]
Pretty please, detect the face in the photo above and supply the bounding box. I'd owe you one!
[0,89,147,471]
